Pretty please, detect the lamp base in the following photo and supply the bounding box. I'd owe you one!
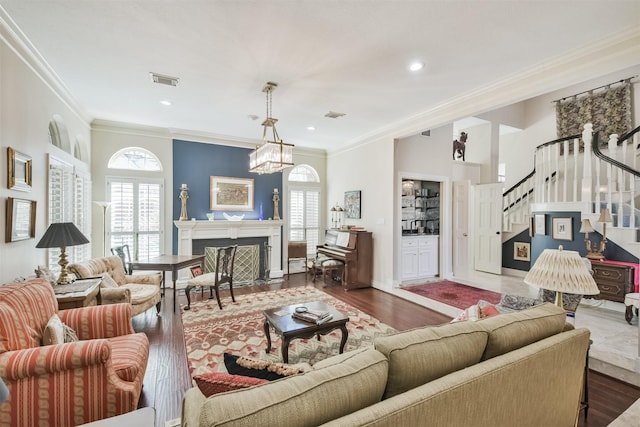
[56,247,73,285]
[586,252,605,260]
[554,291,564,310]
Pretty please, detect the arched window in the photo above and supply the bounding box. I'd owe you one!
[48,115,71,153]
[105,147,164,261]
[108,147,162,171]
[288,165,321,261]
[288,164,320,183]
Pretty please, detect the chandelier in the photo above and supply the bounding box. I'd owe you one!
[249,82,294,174]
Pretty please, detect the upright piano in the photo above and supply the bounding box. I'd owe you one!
[317,229,373,290]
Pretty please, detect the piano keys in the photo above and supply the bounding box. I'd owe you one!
[317,229,373,290]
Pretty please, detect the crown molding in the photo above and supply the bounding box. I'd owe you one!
[0,6,92,126]
[343,27,640,149]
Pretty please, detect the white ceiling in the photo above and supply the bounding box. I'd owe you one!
[1,1,639,151]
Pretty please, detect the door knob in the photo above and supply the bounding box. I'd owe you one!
[463,233,468,237]
[496,231,500,235]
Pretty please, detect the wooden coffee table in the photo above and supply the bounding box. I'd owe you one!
[263,301,349,363]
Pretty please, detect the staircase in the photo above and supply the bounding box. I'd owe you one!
[503,123,640,257]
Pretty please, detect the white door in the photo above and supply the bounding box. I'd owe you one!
[452,181,470,276]
[474,183,503,274]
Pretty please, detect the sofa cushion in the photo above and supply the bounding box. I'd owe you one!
[121,283,160,305]
[193,372,269,397]
[374,321,487,399]
[479,302,567,360]
[108,333,149,382]
[197,348,388,426]
[101,272,119,288]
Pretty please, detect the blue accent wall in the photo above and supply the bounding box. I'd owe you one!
[530,211,638,266]
[502,229,531,271]
[172,139,282,254]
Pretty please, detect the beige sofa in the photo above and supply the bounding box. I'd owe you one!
[181,303,590,427]
[69,255,162,316]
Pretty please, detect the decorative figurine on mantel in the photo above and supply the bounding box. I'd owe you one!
[179,183,189,221]
[452,131,469,161]
[273,188,280,220]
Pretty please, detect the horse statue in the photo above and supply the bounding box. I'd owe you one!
[452,131,468,161]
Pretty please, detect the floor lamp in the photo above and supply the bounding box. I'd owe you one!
[94,201,111,256]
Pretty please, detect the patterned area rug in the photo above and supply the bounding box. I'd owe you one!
[181,286,396,377]
[403,280,501,309]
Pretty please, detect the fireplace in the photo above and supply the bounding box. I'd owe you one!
[174,220,284,279]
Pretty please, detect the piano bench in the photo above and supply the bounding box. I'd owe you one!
[311,258,345,284]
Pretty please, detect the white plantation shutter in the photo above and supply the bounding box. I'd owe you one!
[47,157,91,271]
[108,177,162,262]
[288,165,321,258]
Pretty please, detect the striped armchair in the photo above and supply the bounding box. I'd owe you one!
[0,278,149,426]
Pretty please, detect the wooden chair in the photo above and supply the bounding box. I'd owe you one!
[287,241,308,278]
[111,244,133,274]
[184,245,237,310]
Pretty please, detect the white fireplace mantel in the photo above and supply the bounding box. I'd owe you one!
[174,220,284,278]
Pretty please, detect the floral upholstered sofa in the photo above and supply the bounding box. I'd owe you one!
[69,255,162,316]
[0,278,149,426]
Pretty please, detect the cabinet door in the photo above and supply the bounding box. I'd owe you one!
[418,239,438,277]
[402,248,418,280]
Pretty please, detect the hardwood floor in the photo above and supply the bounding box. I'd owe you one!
[132,274,639,427]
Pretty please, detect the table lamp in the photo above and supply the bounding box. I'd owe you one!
[524,245,599,309]
[36,222,89,285]
[579,218,603,260]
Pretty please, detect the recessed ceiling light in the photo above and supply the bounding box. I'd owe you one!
[409,62,424,72]
[307,126,316,131]
[160,100,172,106]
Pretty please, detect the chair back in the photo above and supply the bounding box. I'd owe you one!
[111,245,132,274]
[216,245,237,287]
[287,241,308,275]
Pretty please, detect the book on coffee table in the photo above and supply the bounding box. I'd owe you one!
[292,308,331,324]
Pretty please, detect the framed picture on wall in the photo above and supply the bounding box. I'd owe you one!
[513,242,531,261]
[534,214,546,235]
[210,176,254,211]
[6,197,36,242]
[7,147,32,192]
[344,190,361,219]
[552,217,573,241]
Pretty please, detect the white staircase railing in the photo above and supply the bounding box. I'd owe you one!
[503,123,640,246]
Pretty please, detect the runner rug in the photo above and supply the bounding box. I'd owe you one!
[181,286,396,377]
[402,280,501,310]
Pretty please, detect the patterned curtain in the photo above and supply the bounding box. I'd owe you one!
[556,81,633,145]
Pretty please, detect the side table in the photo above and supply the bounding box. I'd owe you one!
[53,278,101,310]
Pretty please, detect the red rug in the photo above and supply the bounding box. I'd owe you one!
[403,280,501,309]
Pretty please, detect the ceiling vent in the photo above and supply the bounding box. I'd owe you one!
[324,111,346,119]
[421,130,431,137]
[149,72,179,87]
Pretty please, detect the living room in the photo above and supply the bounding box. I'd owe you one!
[1,1,640,426]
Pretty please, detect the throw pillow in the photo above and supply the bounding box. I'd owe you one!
[42,314,64,345]
[499,294,542,311]
[223,353,305,381]
[451,304,480,322]
[101,272,119,288]
[35,265,57,286]
[193,372,268,397]
[42,314,79,345]
[480,304,501,318]
[63,324,79,342]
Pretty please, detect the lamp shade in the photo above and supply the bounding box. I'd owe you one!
[524,246,599,296]
[579,219,594,233]
[36,222,89,249]
[598,208,613,223]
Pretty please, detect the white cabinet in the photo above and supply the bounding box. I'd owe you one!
[402,236,438,280]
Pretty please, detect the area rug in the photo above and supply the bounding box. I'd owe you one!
[403,280,501,310]
[181,286,396,377]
